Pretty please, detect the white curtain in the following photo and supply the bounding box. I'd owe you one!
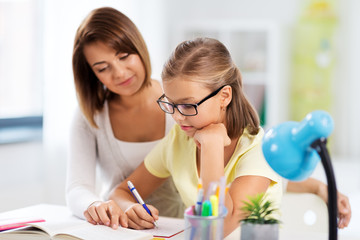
[333,0,360,160]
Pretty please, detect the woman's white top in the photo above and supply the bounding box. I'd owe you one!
[66,102,185,219]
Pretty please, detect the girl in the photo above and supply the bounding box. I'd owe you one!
[109,37,282,236]
[66,7,184,230]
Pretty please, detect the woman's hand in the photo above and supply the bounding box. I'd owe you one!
[193,123,231,149]
[124,203,159,230]
[84,200,128,229]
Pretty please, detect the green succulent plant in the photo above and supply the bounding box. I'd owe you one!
[240,192,280,224]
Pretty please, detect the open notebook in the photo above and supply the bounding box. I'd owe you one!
[0,218,152,240]
[138,217,186,238]
[0,204,186,239]
[0,216,185,240]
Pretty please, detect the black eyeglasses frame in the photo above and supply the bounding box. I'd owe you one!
[156,85,227,116]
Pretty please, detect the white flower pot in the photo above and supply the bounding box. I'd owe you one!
[240,222,279,240]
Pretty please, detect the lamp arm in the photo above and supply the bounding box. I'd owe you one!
[311,138,338,240]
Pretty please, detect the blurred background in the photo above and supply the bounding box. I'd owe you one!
[0,0,359,237]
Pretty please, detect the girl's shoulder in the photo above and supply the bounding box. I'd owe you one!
[237,127,264,150]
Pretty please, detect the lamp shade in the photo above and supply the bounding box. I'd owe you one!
[262,110,334,181]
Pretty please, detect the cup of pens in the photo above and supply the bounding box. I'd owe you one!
[184,206,228,240]
[184,177,228,240]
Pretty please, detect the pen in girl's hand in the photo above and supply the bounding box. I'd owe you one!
[127,180,158,227]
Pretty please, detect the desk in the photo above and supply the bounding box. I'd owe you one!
[0,204,358,240]
[173,225,356,240]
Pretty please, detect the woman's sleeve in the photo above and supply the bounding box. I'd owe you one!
[65,109,101,219]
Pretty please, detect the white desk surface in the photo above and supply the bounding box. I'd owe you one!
[0,204,358,240]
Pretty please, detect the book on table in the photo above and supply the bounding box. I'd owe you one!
[0,217,45,231]
[0,216,185,240]
[0,218,152,240]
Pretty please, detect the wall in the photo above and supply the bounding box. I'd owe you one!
[0,142,44,212]
[334,0,360,158]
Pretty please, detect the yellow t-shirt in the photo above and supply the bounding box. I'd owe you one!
[144,124,282,209]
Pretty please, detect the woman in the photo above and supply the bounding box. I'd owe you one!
[66,7,184,230]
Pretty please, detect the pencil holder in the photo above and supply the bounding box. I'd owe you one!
[184,206,228,240]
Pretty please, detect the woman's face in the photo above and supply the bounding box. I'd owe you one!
[83,41,146,97]
[162,79,226,138]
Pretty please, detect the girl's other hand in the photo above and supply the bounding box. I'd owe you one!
[337,192,351,228]
[84,200,128,229]
[124,203,159,230]
[316,183,352,228]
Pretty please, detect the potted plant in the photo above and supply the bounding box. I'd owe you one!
[240,192,280,240]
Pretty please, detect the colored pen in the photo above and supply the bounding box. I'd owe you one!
[218,176,226,215]
[127,180,158,227]
[197,179,203,191]
[201,200,212,216]
[195,188,204,216]
[209,195,219,216]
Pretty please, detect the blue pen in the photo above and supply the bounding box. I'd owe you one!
[195,188,204,216]
[127,181,158,227]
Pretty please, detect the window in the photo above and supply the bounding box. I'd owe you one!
[0,0,43,143]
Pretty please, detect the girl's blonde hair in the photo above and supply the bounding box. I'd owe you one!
[161,37,260,138]
[72,7,152,127]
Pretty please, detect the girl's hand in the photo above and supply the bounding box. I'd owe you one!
[193,123,231,148]
[84,200,128,229]
[316,183,352,228]
[336,192,352,228]
[124,203,159,230]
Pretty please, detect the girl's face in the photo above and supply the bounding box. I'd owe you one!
[163,79,227,138]
[83,41,146,97]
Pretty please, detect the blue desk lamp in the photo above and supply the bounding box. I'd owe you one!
[262,110,337,240]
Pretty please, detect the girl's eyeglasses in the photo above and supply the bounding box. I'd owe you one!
[156,85,226,116]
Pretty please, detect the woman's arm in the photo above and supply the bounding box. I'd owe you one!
[109,162,167,230]
[66,110,129,229]
[66,110,102,219]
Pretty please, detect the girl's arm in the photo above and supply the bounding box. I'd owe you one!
[193,123,230,191]
[225,176,270,235]
[286,178,320,194]
[109,163,167,230]
[287,178,352,228]
[194,123,271,236]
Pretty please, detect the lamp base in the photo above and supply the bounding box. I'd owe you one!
[311,138,338,240]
